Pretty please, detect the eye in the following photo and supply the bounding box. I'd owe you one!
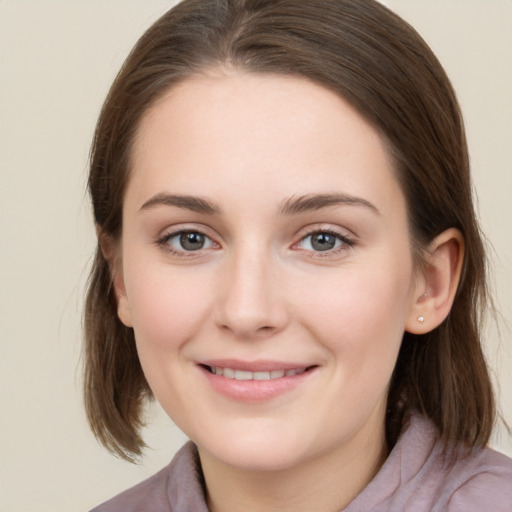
[297,230,354,253]
[160,230,216,252]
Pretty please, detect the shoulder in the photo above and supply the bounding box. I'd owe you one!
[444,446,512,512]
[397,413,512,512]
[344,412,512,512]
[90,464,171,512]
[90,442,207,512]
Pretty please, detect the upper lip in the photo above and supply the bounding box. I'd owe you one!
[198,359,314,372]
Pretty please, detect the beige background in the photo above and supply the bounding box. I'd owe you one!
[0,1,510,511]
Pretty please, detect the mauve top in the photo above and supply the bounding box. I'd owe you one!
[91,413,512,511]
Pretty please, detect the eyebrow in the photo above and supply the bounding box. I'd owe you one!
[139,193,221,215]
[138,192,379,216]
[279,193,379,216]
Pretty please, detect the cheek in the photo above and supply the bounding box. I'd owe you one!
[124,265,216,414]
[294,260,414,424]
[294,255,414,359]
[124,263,215,354]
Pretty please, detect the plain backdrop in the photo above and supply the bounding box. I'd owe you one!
[0,1,510,511]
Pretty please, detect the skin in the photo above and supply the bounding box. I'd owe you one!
[111,71,463,512]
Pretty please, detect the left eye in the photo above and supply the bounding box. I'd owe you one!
[166,231,215,251]
[299,232,346,252]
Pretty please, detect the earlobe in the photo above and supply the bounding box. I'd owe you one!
[405,228,464,334]
[116,294,134,328]
[98,228,133,328]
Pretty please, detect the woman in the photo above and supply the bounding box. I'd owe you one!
[84,0,512,510]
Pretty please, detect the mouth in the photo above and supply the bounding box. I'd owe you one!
[197,360,318,401]
[203,365,313,381]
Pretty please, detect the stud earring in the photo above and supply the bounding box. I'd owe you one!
[417,316,425,323]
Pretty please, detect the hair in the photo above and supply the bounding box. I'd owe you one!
[84,0,495,461]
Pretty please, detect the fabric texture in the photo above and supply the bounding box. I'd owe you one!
[91,413,512,512]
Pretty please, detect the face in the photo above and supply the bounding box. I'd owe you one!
[115,72,422,473]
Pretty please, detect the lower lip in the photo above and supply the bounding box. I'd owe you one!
[199,366,316,402]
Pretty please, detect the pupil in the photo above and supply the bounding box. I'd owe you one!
[180,232,205,250]
[312,233,336,251]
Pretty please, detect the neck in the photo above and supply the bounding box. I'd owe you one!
[198,419,388,512]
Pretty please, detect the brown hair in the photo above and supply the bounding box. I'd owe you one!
[84,0,495,461]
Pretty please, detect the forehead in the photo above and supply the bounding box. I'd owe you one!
[136,70,385,154]
[128,71,404,218]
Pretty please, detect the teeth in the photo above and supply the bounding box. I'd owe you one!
[223,368,235,378]
[209,366,307,380]
[235,370,253,381]
[253,371,271,381]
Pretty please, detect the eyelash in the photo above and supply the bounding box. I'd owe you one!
[155,227,355,258]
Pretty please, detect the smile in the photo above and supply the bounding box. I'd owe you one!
[199,362,317,402]
[208,366,308,380]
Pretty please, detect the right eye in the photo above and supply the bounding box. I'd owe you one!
[159,230,216,254]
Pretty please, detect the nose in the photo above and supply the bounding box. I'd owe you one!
[215,248,289,339]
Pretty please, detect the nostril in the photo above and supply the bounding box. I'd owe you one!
[218,322,277,339]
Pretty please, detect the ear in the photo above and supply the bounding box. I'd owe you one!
[98,228,133,328]
[405,228,464,334]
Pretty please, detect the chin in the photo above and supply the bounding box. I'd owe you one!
[195,423,319,473]
[212,445,305,473]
